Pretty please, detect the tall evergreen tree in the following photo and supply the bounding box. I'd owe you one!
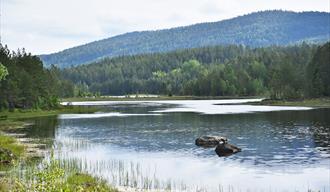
[307,42,330,97]
[0,45,63,110]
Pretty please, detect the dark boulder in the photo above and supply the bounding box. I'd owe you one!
[195,136,228,148]
[215,143,241,157]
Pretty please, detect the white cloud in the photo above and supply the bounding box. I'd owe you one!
[2,0,329,54]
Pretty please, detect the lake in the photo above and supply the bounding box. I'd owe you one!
[25,99,330,191]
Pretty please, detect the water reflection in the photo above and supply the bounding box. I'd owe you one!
[26,101,330,191]
[20,116,59,138]
[56,106,330,167]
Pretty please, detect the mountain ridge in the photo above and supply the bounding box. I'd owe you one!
[39,10,330,68]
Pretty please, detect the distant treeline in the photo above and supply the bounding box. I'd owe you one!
[60,42,330,99]
[0,45,65,110]
[0,42,329,111]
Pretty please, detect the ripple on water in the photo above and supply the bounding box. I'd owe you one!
[50,100,330,191]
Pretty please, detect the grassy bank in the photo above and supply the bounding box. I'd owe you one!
[259,98,330,107]
[0,106,99,120]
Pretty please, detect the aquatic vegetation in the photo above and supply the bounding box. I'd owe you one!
[10,156,117,192]
[0,135,25,168]
[0,120,27,131]
[0,120,117,192]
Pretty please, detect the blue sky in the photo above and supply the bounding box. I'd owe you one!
[2,0,329,54]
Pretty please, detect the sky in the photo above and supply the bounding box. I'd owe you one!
[2,0,329,54]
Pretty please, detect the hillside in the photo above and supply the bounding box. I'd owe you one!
[60,43,321,98]
[40,10,330,68]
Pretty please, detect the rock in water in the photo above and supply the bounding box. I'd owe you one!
[215,143,241,157]
[195,136,228,147]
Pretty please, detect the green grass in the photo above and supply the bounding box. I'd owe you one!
[0,106,99,120]
[0,106,117,191]
[65,172,118,192]
[11,157,117,192]
[0,134,25,170]
[0,134,117,191]
[0,105,99,174]
[0,135,25,159]
[260,98,330,107]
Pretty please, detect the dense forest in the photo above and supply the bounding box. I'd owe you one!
[0,42,328,111]
[0,45,66,110]
[40,10,330,68]
[307,42,330,97]
[60,42,330,99]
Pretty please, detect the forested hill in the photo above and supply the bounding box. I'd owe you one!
[60,43,330,99]
[40,10,330,68]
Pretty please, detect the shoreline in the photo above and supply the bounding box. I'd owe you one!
[0,106,100,120]
[0,109,118,191]
[256,98,330,108]
[61,96,330,108]
[61,95,261,102]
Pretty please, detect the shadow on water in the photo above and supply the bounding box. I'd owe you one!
[20,116,59,138]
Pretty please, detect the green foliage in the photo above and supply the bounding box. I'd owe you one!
[0,135,24,158]
[64,173,117,192]
[15,159,65,192]
[0,135,24,167]
[0,63,8,81]
[39,11,330,68]
[13,157,117,192]
[60,43,324,99]
[0,45,63,110]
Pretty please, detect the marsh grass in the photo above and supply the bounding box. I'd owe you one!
[0,124,116,192]
[53,140,327,192]
[0,135,25,171]
[0,135,25,158]
[55,155,188,191]
[7,155,118,192]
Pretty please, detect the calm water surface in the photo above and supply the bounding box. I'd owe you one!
[26,100,330,191]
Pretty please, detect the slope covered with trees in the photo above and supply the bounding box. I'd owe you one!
[60,43,329,99]
[40,11,330,68]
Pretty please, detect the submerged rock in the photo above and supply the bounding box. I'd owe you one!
[195,136,228,147]
[215,143,241,157]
